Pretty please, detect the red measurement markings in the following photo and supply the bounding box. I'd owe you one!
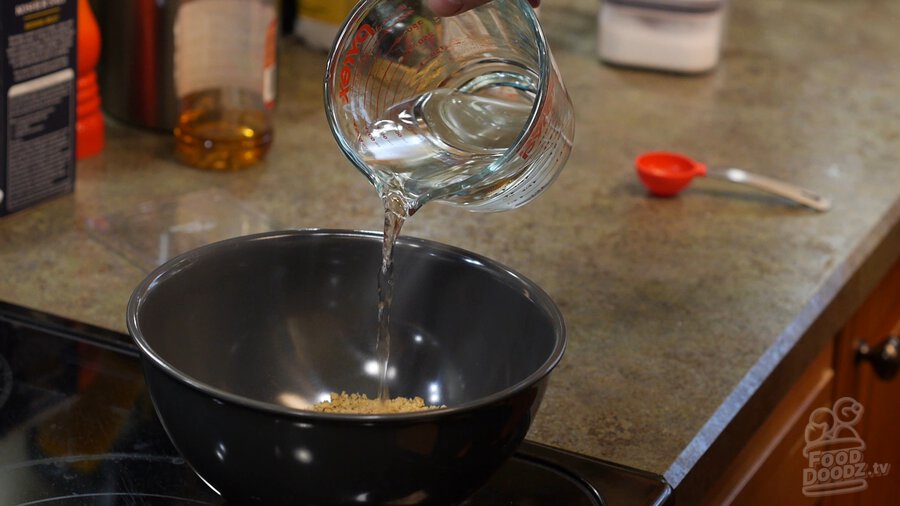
[350,5,416,112]
[378,16,428,124]
[339,23,376,104]
[518,79,556,160]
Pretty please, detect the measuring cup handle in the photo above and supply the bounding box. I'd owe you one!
[706,167,831,212]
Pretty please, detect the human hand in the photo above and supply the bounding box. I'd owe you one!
[427,0,540,17]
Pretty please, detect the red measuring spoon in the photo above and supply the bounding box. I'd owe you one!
[635,151,831,212]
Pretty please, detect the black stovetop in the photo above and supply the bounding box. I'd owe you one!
[0,303,670,505]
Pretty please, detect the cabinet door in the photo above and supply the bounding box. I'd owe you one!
[700,257,900,506]
[700,342,835,506]
[831,258,900,506]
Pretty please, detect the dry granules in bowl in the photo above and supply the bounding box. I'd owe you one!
[311,392,445,414]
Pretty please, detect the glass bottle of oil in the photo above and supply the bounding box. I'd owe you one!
[173,0,277,170]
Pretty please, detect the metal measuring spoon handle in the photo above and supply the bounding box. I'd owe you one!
[706,167,832,212]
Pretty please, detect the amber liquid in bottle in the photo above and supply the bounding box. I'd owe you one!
[174,88,273,171]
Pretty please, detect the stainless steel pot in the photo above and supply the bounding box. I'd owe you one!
[94,0,178,130]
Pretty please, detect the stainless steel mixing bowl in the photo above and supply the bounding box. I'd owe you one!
[127,229,566,505]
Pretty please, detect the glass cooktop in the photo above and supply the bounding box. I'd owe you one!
[0,302,670,505]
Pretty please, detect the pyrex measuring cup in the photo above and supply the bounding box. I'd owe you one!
[325,0,575,213]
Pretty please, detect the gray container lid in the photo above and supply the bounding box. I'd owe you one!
[606,0,725,13]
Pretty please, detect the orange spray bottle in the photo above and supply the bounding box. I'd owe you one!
[76,0,104,159]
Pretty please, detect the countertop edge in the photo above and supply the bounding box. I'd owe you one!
[663,195,900,493]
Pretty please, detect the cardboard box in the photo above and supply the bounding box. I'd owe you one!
[1,0,77,216]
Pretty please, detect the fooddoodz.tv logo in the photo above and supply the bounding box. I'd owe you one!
[802,397,891,497]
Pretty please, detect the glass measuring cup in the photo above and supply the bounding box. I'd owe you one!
[324,0,575,214]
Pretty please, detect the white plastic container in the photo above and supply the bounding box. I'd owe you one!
[294,0,357,51]
[598,0,727,73]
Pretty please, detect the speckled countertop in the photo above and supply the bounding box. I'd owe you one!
[1,0,898,497]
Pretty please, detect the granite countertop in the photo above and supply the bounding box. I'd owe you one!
[1,0,899,497]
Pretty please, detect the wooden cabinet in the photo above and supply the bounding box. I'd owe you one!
[700,258,900,505]
[830,257,900,506]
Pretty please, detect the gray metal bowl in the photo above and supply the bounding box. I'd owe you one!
[127,229,565,505]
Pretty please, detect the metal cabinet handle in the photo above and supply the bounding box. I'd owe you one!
[856,335,900,381]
